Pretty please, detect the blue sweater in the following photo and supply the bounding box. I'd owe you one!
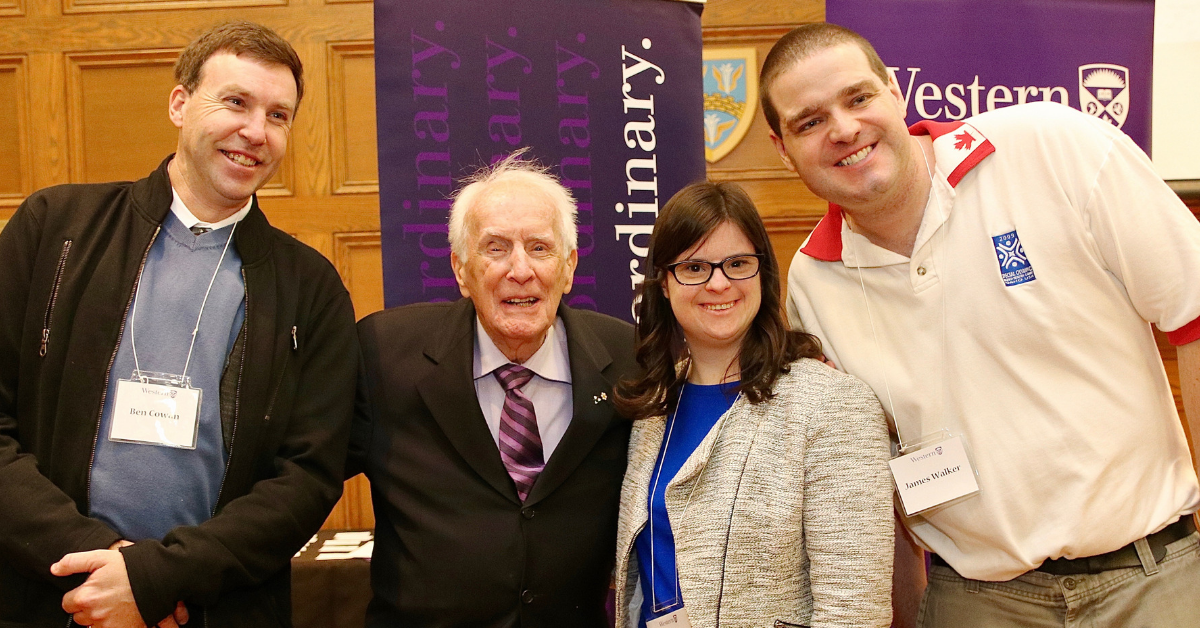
[90,212,245,541]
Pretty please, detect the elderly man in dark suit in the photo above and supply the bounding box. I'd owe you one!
[348,151,636,627]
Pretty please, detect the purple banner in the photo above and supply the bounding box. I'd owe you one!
[374,0,706,321]
[828,0,1154,153]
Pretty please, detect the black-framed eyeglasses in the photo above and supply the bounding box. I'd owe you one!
[665,254,764,286]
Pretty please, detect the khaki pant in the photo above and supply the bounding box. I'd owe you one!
[917,532,1200,628]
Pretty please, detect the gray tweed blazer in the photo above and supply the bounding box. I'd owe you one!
[615,359,894,628]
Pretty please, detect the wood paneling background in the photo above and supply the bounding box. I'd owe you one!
[0,0,1194,532]
[0,56,29,204]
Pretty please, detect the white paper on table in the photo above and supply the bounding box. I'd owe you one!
[316,541,374,560]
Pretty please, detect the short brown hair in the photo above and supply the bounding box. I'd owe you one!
[174,21,304,111]
[760,23,889,137]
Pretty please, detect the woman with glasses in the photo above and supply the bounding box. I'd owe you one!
[613,181,894,628]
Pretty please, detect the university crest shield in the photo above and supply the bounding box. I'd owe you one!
[702,47,757,163]
[1079,63,1130,129]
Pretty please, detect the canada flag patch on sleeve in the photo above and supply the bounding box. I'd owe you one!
[992,230,1036,286]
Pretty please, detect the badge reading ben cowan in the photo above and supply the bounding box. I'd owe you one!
[110,377,201,449]
[992,230,1035,287]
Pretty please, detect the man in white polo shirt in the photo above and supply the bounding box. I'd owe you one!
[761,23,1200,627]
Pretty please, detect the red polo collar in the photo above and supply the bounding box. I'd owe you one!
[800,120,996,262]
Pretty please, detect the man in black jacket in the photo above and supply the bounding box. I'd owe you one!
[349,153,636,627]
[0,22,356,628]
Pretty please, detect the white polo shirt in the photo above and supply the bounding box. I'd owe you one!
[787,102,1200,581]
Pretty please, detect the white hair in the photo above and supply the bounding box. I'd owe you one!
[448,149,578,259]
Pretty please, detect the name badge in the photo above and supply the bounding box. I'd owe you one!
[647,607,691,628]
[110,372,201,449]
[889,435,979,516]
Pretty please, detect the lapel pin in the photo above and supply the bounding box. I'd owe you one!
[593,392,608,404]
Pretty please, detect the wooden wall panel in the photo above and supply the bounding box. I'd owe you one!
[0,56,30,205]
[702,0,822,29]
[0,0,21,17]
[323,475,375,530]
[66,49,294,192]
[321,230,383,531]
[64,0,284,16]
[24,52,68,191]
[0,8,374,53]
[333,231,384,319]
[328,42,377,194]
[67,50,179,183]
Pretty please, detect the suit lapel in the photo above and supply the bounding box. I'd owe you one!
[416,299,519,504]
[525,305,618,506]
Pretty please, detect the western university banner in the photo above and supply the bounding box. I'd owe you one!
[828,0,1155,152]
[374,0,706,320]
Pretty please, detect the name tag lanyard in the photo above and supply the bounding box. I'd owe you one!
[847,141,980,517]
[644,380,742,628]
[110,222,238,449]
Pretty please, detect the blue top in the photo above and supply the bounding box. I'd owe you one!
[90,212,245,541]
[634,382,738,627]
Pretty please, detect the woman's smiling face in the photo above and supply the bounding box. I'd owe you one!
[664,221,762,356]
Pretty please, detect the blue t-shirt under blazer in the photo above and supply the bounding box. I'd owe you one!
[634,382,739,627]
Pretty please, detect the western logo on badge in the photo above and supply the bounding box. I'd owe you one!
[1078,64,1130,130]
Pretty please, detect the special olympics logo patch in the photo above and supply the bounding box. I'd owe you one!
[1079,64,1129,129]
[992,230,1036,287]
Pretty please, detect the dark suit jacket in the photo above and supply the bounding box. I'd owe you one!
[349,298,636,628]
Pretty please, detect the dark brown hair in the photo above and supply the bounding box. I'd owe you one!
[174,21,304,111]
[614,181,822,421]
[760,23,889,137]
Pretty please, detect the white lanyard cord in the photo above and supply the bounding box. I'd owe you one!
[130,221,238,382]
[848,139,940,450]
[647,382,683,611]
[850,241,902,439]
[647,376,741,612]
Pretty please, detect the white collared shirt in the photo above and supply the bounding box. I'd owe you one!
[787,102,1200,581]
[170,189,253,231]
[473,317,573,460]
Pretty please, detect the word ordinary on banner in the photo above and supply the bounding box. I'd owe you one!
[374,0,705,320]
[827,0,1153,152]
[616,39,665,314]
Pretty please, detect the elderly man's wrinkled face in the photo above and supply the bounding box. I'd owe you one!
[451,182,578,364]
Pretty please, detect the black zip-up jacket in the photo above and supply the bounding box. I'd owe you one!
[0,156,358,627]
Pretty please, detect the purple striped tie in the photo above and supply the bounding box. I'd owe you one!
[494,364,544,502]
